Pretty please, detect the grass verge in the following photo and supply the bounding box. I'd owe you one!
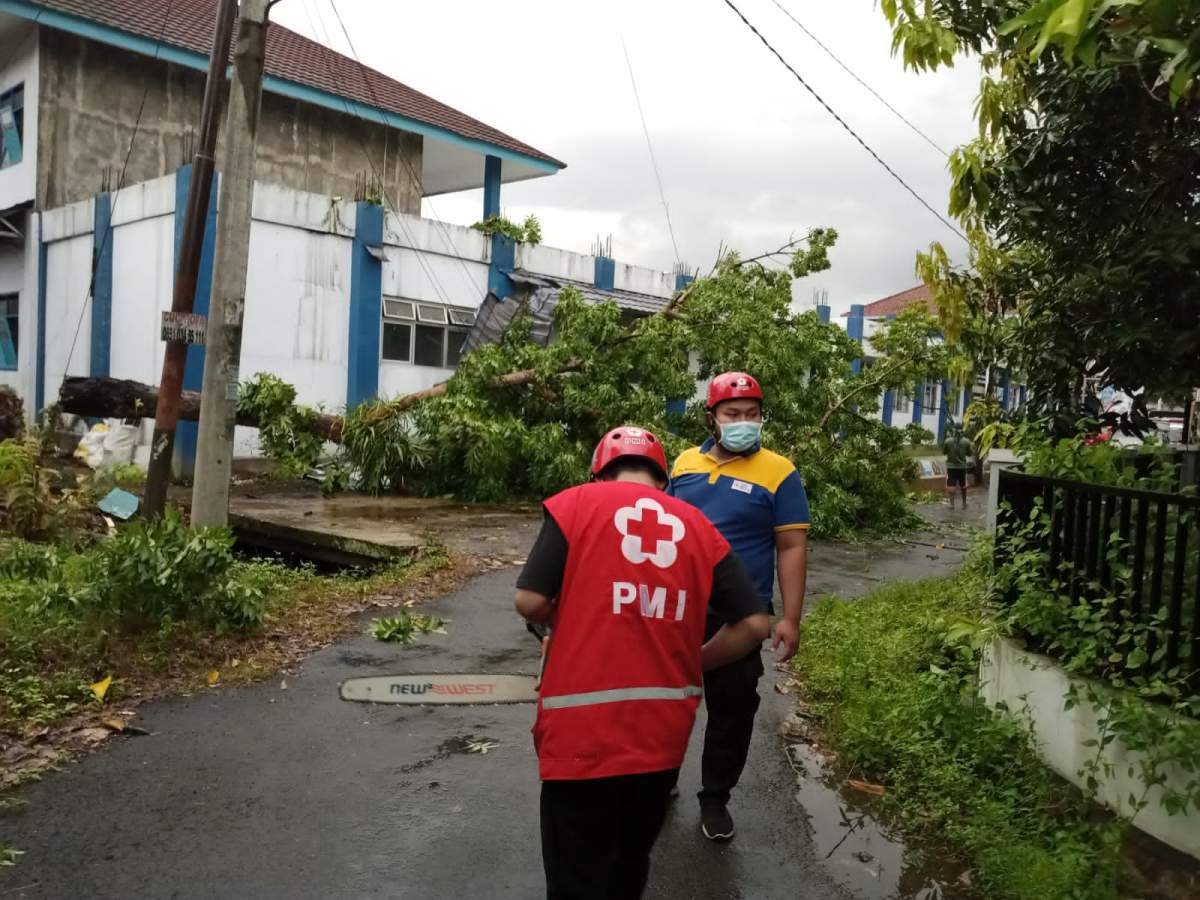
[794,564,1123,900]
[1,538,470,786]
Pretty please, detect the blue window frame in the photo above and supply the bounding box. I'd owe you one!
[0,84,24,169]
[0,293,17,369]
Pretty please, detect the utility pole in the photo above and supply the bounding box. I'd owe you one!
[143,0,238,518]
[191,0,270,527]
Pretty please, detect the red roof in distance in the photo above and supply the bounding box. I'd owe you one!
[845,284,935,318]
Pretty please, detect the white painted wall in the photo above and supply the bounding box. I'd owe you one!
[614,260,673,298]
[0,21,37,211]
[981,638,1200,860]
[241,221,352,407]
[41,234,94,407]
[518,243,596,284]
[110,213,174,385]
[29,175,685,458]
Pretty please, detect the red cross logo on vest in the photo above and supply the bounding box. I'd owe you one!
[613,498,686,568]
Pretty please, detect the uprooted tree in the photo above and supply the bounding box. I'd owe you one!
[62,228,959,539]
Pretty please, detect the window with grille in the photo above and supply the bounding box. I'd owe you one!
[0,84,23,169]
[381,297,474,368]
[923,382,938,412]
[894,391,911,414]
[0,293,17,369]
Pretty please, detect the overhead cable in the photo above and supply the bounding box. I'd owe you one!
[768,0,949,158]
[720,0,966,243]
[621,36,681,266]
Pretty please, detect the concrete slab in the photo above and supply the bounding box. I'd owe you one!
[225,492,542,567]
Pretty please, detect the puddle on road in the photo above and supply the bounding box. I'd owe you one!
[783,725,973,900]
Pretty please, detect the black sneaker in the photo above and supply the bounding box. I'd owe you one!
[700,802,734,841]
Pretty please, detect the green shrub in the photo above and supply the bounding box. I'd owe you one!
[87,509,265,631]
[796,568,1122,900]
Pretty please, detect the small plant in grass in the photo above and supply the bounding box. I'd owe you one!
[370,612,446,644]
[1,842,24,866]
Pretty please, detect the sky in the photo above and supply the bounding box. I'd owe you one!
[273,0,981,317]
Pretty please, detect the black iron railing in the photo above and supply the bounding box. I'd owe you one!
[995,469,1200,694]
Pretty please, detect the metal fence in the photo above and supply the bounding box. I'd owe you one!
[995,468,1200,694]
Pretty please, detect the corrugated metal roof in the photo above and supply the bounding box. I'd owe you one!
[509,270,669,315]
[23,0,564,169]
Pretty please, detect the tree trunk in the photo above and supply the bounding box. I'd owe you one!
[58,376,345,441]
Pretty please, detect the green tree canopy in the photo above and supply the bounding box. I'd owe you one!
[885,0,1200,401]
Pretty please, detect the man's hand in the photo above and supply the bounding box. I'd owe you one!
[772,618,801,663]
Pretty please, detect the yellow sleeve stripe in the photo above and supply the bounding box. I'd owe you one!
[774,523,811,532]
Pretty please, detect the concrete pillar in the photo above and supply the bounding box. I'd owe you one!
[483,155,501,221]
[594,255,615,292]
[912,381,924,425]
[882,390,894,426]
[89,192,113,379]
[347,201,384,409]
[34,226,46,414]
[816,304,831,324]
[986,451,1023,532]
[488,233,515,299]
[173,164,220,475]
[938,379,951,442]
[847,304,864,375]
[674,272,694,292]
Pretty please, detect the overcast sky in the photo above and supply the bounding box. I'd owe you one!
[274,0,980,316]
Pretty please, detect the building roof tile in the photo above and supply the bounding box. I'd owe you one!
[29,0,564,169]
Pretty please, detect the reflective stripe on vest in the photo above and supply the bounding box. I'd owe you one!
[541,684,703,710]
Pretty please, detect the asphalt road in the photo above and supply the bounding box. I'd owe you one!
[2,507,977,899]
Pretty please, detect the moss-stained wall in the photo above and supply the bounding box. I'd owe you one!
[36,30,422,211]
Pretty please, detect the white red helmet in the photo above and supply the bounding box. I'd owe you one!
[590,426,668,481]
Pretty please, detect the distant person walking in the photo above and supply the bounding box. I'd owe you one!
[942,424,972,509]
[516,425,769,899]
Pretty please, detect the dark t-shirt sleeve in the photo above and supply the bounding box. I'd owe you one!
[516,510,569,598]
[707,551,764,622]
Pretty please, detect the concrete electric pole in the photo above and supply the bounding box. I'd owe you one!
[191,0,271,527]
[142,0,238,518]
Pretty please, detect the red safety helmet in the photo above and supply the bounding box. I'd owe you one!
[706,372,763,410]
[590,425,669,481]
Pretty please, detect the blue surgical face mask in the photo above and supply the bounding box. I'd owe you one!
[717,421,762,454]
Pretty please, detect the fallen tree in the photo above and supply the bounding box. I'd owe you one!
[57,229,964,538]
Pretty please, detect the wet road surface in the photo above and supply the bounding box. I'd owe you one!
[2,505,979,899]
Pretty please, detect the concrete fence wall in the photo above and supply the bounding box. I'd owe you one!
[981,637,1199,860]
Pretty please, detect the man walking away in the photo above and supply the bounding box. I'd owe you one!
[942,423,972,509]
[516,425,769,900]
[668,372,810,841]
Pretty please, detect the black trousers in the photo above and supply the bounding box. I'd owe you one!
[698,619,765,806]
[541,769,678,900]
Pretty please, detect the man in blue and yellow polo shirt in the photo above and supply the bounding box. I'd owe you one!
[668,371,810,842]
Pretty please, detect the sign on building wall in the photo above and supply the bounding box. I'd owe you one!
[160,311,207,345]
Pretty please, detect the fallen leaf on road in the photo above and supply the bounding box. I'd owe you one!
[230,659,241,668]
[848,779,886,797]
[206,670,220,686]
[465,738,498,754]
[77,727,109,744]
[90,675,113,701]
[101,717,127,732]
[280,680,288,690]
[936,543,946,550]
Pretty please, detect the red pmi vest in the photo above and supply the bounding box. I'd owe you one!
[534,480,730,780]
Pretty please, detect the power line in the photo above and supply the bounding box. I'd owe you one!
[322,0,492,304]
[302,0,454,306]
[767,0,949,158]
[620,36,680,267]
[719,0,966,243]
[64,0,179,374]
